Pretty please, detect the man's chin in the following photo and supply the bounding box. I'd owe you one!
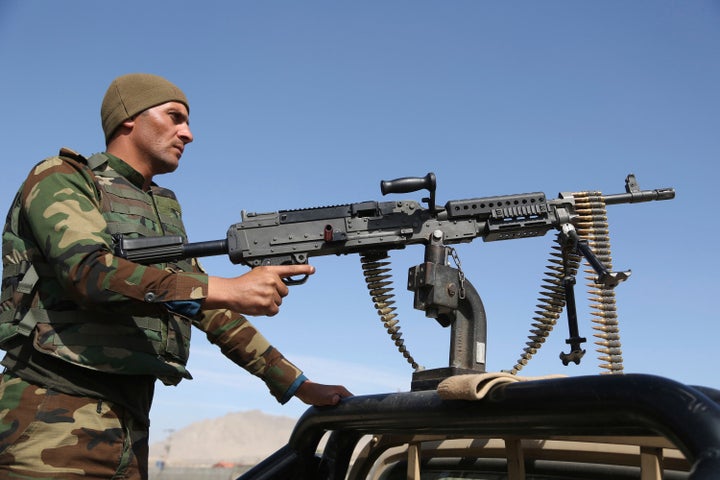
[156,161,180,176]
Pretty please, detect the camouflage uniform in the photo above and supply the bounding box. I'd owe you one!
[0,373,148,479]
[0,150,306,478]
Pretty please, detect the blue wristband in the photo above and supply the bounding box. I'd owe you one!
[280,374,308,404]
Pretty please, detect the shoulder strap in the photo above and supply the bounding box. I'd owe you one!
[58,147,89,164]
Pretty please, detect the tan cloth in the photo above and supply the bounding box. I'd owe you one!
[437,372,566,400]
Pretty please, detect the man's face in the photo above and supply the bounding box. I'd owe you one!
[131,102,193,177]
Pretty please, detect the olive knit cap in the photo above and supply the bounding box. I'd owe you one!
[101,73,189,142]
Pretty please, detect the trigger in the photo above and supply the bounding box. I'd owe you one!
[283,275,309,286]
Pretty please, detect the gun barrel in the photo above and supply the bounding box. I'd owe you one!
[603,188,675,205]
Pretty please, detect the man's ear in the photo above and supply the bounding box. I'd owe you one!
[121,117,136,130]
[106,116,136,145]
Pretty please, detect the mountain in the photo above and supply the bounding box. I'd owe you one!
[148,410,299,467]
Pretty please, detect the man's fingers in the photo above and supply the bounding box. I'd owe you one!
[269,264,316,277]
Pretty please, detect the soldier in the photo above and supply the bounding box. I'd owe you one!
[0,73,352,479]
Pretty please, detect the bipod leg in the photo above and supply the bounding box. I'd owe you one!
[559,273,586,365]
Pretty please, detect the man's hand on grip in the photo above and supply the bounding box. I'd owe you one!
[205,265,315,316]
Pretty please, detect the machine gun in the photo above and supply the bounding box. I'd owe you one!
[115,173,674,389]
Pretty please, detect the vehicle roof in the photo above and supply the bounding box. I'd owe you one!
[238,374,720,480]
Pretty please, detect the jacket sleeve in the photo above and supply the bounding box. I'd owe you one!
[18,156,209,308]
[194,307,306,404]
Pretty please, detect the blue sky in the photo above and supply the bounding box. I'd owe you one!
[1,1,718,443]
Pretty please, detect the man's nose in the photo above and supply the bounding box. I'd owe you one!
[179,124,193,144]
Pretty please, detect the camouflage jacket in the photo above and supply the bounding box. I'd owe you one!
[1,149,304,402]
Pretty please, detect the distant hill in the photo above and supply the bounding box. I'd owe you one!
[148,410,298,467]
